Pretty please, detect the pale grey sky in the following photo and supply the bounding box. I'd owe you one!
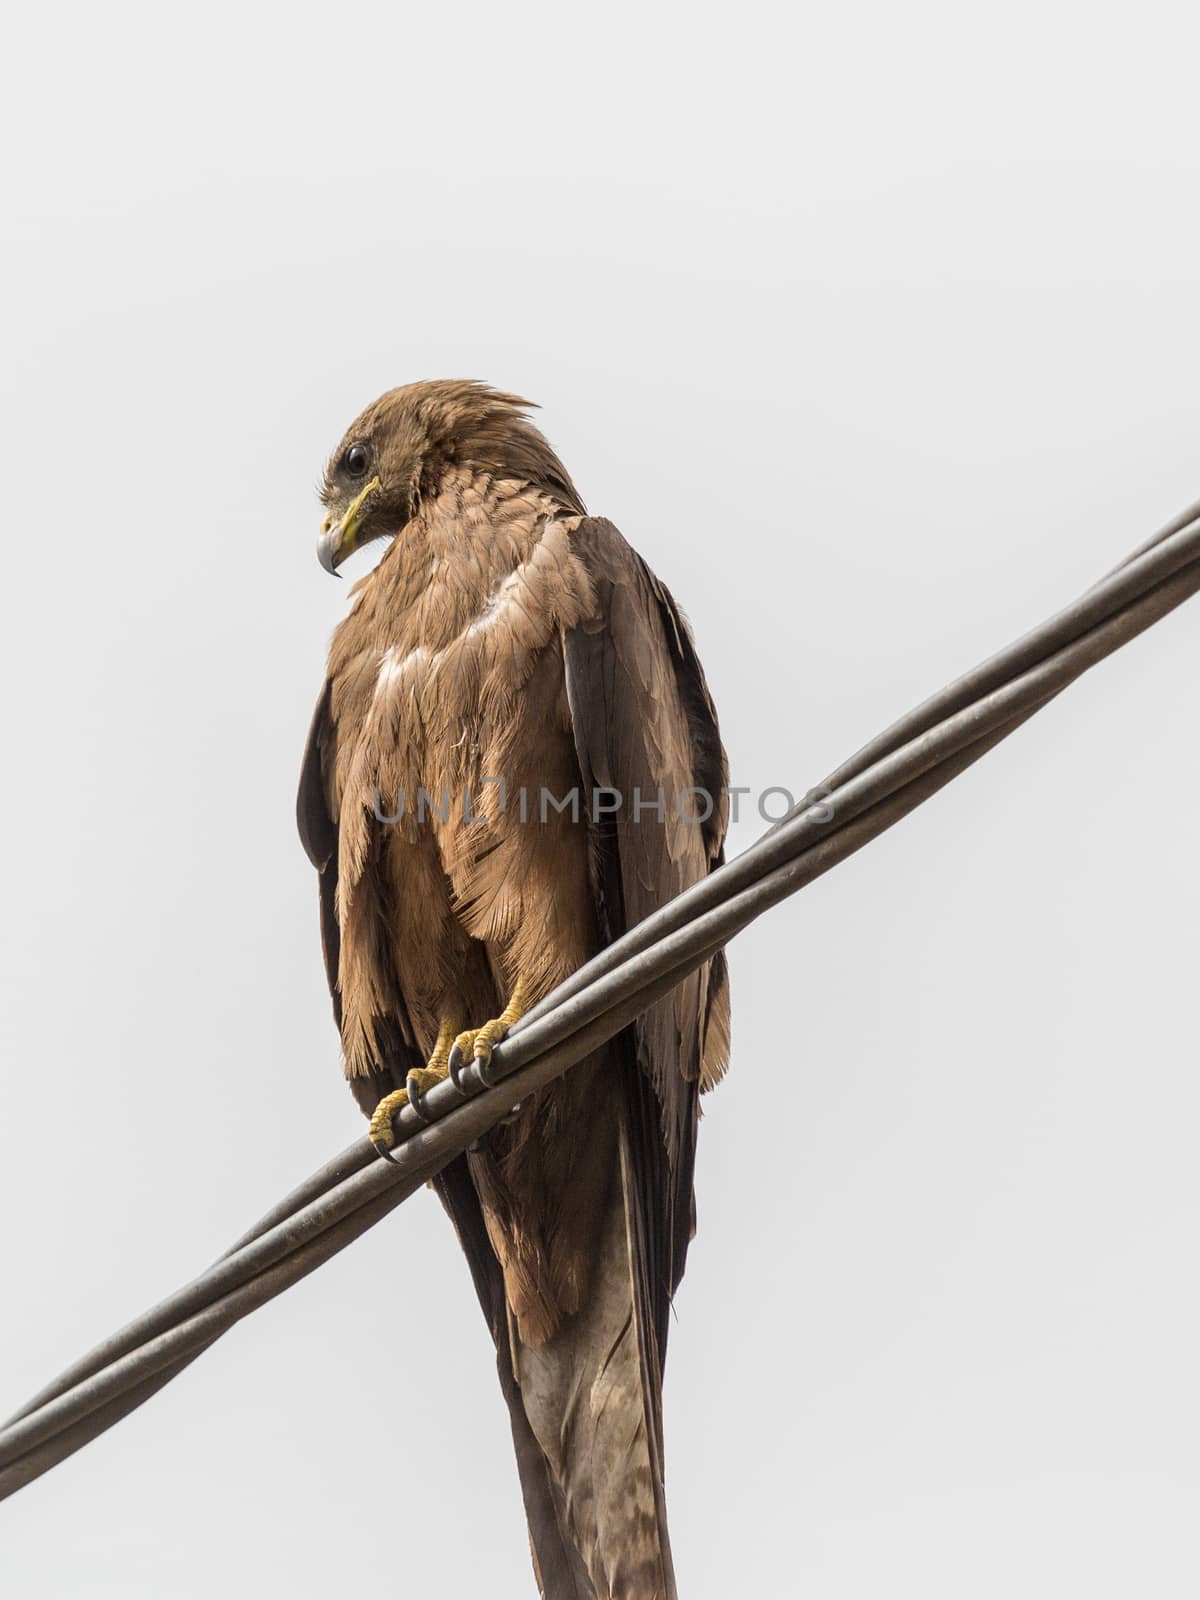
[3,2,1199,1596]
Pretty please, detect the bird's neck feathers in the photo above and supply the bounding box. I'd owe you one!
[410,384,586,520]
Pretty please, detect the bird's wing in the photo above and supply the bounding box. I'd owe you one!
[297,680,426,1111]
[297,685,343,1026]
[297,684,595,1594]
[562,515,731,1360]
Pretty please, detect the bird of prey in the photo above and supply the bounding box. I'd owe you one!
[297,381,730,1599]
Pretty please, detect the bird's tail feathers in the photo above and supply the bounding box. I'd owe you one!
[506,1102,677,1600]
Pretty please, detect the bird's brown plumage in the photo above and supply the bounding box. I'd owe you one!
[298,382,730,1598]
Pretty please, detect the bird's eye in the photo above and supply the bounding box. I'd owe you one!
[344,444,369,477]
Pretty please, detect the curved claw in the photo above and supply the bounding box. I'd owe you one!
[445,988,529,1095]
[475,1040,503,1089]
[447,1039,470,1094]
[448,1034,504,1089]
[404,1071,436,1124]
[370,1134,398,1163]
[367,1086,410,1158]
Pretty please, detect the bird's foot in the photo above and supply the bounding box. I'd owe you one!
[367,1018,458,1158]
[367,1087,411,1157]
[447,978,532,1083]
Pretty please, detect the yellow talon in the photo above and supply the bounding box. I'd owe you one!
[471,1018,507,1068]
[424,1016,458,1077]
[453,977,532,1070]
[367,1017,459,1153]
[451,1025,482,1065]
[406,1063,449,1096]
[368,1086,409,1151]
[369,988,530,1153]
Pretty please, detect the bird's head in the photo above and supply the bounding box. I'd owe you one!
[317,387,430,575]
[316,380,583,574]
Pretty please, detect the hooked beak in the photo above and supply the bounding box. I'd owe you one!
[317,476,381,575]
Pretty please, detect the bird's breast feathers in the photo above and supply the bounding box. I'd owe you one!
[325,466,595,902]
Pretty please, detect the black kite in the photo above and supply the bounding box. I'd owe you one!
[298,382,730,1598]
